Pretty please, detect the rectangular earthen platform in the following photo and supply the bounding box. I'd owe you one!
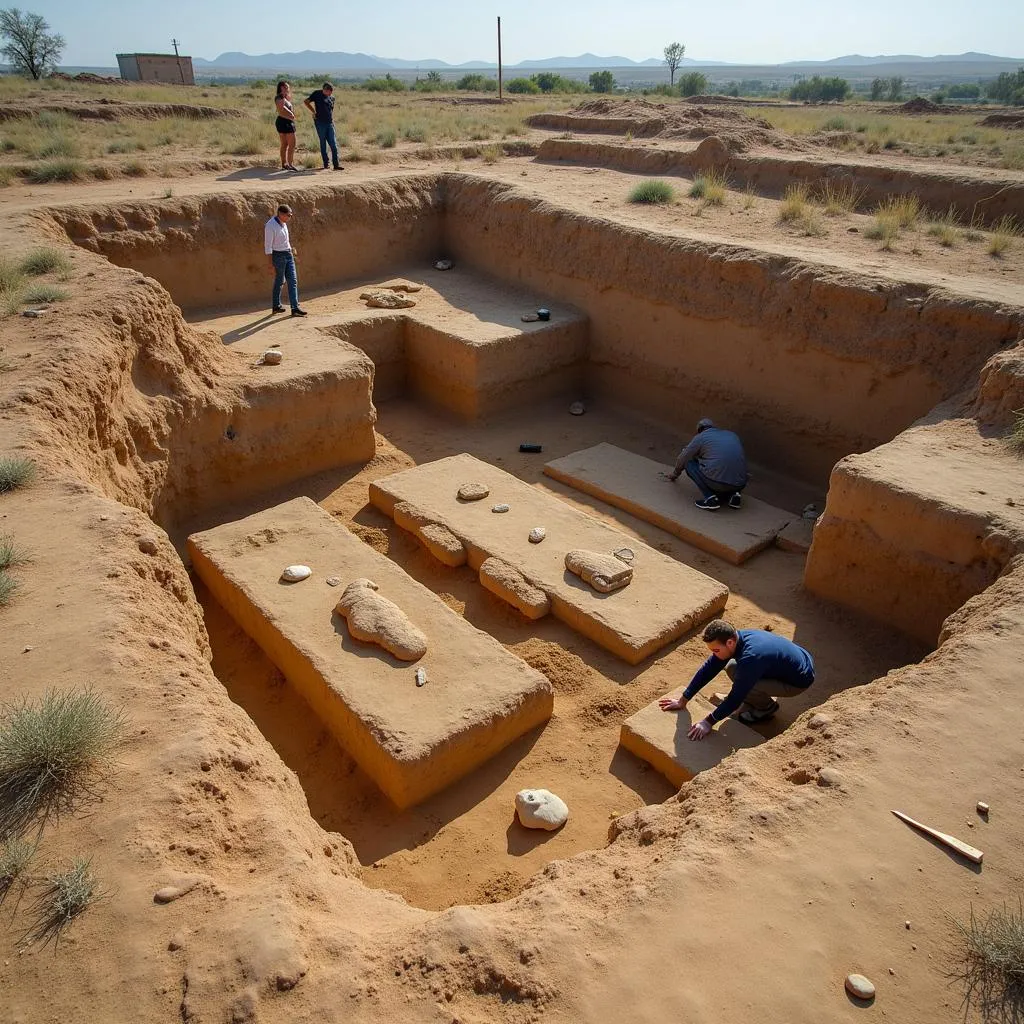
[188,497,553,809]
[544,443,795,565]
[619,694,764,787]
[369,454,729,664]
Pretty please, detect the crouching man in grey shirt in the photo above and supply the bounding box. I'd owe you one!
[660,417,748,511]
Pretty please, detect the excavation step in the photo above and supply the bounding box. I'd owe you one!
[369,453,728,664]
[544,443,794,565]
[619,694,764,787]
[187,497,553,809]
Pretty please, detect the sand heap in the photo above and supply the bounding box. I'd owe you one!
[527,96,806,152]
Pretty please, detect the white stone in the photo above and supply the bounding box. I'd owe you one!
[569,401,585,416]
[613,547,635,564]
[280,564,312,582]
[977,801,989,814]
[415,667,427,687]
[844,974,875,1000]
[491,503,510,514]
[515,788,568,831]
[529,527,546,544]
[262,348,283,365]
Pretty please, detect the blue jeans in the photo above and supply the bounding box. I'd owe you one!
[271,250,299,311]
[684,460,743,500]
[315,121,339,167]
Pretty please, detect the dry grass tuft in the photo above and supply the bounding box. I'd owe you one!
[876,194,921,229]
[0,533,28,572]
[0,456,36,493]
[777,184,811,223]
[953,900,1024,1020]
[0,569,16,608]
[816,180,862,216]
[19,248,71,278]
[23,283,69,305]
[1009,409,1024,455]
[0,689,126,840]
[24,857,100,946]
[0,837,33,903]
[989,216,1018,258]
[688,169,728,205]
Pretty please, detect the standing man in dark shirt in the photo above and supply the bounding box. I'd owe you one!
[659,619,815,734]
[304,82,342,171]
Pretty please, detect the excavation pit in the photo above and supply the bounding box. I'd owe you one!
[33,171,1020,912]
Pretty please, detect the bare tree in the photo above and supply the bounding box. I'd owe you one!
[663,41,685,87]
[0,8,64,80]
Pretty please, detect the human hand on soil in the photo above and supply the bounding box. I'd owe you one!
[687,718,713,741]
[658,471,676,482]
[658,696,686,712]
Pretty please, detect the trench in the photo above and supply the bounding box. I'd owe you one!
[40,172,1015,909]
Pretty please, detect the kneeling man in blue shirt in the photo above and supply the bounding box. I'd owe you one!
[660,619,815,739]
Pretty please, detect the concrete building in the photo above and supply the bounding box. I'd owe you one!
[116,53,194,85]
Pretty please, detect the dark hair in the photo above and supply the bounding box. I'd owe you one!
[702,619,738,644]
[276,204,292,215]
[322,82,333,91]
[275,80,289,98]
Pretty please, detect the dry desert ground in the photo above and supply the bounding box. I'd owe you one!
[0,81,1023,1024]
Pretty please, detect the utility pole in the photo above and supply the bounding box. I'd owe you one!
[172,38,186,85]
[497,17,503,102]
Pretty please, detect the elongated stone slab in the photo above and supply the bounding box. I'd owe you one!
[619,693,764,787]
[544,443,794,565]
[369,454,728,664]
[188,497,553,809]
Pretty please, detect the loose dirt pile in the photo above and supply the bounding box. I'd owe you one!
[895,97,966,114]
[526,97,806,152]
[980,112,1024,129]
[0,101,250,122]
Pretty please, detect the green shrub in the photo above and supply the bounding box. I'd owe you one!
[678,72,708,97]
[789,76,850,102]
[19,248,71,277]
[363,75,406,92]
[588,71,616,94]
[26,857,99,945]
[25,160,86,184]
[37,133,79,160]
[507,77,540,95]
[821,116,850,131]
[866,212,902,250]
[0,688,126,838]
[375,129,397,148]
[122,159,148,177]
[628,179,676,204]
[0,456,36,493]
[0,256,25,301]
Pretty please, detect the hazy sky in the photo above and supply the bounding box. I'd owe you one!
[24,0,1024,67]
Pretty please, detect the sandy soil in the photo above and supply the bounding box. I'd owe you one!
[0,131,1022,1024]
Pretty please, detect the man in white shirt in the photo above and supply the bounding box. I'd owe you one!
[264,204,307,317]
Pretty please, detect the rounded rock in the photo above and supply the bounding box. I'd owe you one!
[491,503,510,514]
[529,527,546,544]
[613,547,635,564]
[280,564,312,583]
[568,401,585,416]
[137,536,159,555]
[818,767,844,788]
[262,348,283,366]
[808,713,831,730]
[457,482,489,501]
[845,974,875,1000]
[415,667,427,687]
[515,789,569,831]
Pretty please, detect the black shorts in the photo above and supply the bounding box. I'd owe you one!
[275,117,295,134]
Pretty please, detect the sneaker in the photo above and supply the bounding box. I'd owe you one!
[290,308,308,317]
[738,699,780,725]
[694,495,721,511]
[333,164,344,170]
[728,493,742,509]
[272,305,286,314]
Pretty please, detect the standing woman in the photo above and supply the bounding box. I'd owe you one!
[275,80,298,171]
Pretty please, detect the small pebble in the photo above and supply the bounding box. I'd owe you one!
[568,401,585,416]
[22,646,33,654]
[845,974,875,1000]
[817,766,843,788]
[977,802,989,815]
[326,576,342,587]
[905,920,911,929]
[528,527,546,544]
[491,503,510,514]
[457,482,489,501]
[154,880,198,904]
[280,564,312,582]
[415,667,427,687]
[808,713,831,730]
[137,536,159,555]
[888,968,896,976]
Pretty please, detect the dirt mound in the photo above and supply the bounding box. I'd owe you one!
[895,97,967,115]
[0,101,249,122]
[527,97,805,152]
[49,71,125,85]
[980,112,1024,129]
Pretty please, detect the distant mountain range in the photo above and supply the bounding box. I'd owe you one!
[192,50,1021,72]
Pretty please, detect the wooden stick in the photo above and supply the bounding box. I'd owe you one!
[891,809,984,864]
